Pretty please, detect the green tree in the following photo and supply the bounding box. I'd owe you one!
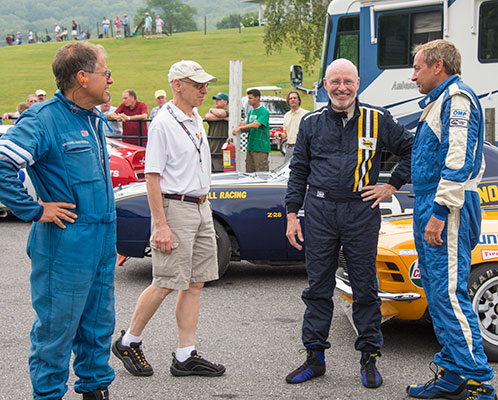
[263,0,329,72]
[241,12,259,27]
[146,0,197,33]
[216,14,240,30]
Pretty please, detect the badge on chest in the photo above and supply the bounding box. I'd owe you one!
[359,137,377,151]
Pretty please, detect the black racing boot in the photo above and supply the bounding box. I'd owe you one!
[82,387,109,400]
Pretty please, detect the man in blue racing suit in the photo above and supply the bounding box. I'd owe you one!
[407,40,495,400]
[285,58,413,388]
[0,42,116,400]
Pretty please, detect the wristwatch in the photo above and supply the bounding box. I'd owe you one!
[127,116,131,121]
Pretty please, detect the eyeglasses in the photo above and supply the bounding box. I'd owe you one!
[84,69,112,79]
[328,80,356,88]
[180,79,209,90]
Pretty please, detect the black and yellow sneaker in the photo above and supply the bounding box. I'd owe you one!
[82,387,108,400]
[170,350,226,377]
[111,330,153,377]
[360,351,383,388]
[465,380,497,400]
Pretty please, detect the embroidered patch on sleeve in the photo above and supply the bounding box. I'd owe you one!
[449,118,469,128]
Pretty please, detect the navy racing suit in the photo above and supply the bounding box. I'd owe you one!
[412,74,493,381]
[286,100,413,351]
[0,91,117,399]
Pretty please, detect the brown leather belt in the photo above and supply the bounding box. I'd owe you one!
[163,193,207,204]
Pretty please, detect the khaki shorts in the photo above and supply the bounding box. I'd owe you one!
[150,198,218,290]
[246,150,269,172]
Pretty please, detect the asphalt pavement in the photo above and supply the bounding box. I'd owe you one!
[2,217,498,399]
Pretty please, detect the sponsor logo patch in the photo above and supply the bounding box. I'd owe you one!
[81,130,89,137]
[409,260,423,288]
[399,249,417,255]
[316,190,325,198]
[359,137,377,150]
[449,118,468,128]
[451,109,469,118]
[482,250,498,260]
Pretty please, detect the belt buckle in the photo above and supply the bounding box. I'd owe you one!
[198,195,207,204]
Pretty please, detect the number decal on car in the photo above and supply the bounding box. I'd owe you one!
[267,212,282,218]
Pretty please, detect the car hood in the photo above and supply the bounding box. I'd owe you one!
[379,214,414,237]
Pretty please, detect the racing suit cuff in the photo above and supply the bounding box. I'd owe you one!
[432,202,449,221]
[286,204,301,214]
[387,174,404,190]
[33,205,44,222]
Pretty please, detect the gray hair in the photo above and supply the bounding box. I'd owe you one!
[52,42,106,93]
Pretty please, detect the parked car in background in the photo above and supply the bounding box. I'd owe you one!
[0,124,145,217]
[241,86,290,154]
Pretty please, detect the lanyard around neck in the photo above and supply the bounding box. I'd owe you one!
[166,104,203,164]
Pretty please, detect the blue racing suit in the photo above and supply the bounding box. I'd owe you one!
[412,75,493,381]
[286,100,413,351]
[0,91,117,399]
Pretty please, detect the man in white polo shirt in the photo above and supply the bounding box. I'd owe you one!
[112,60,225,378]
[281,91,309,162]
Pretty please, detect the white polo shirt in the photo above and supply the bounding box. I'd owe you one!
[145,101,211,197]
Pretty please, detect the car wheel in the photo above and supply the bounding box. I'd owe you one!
[214,219,231,278]
[280,139,287,156]
[469,262,498,362]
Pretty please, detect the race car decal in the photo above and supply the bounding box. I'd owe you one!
[399,249,417,255]
[267,212,283,218]
[409,260,423,288]
[479,234,498,245]
[208,191,247,200]
[478,182,498,206]
[482,250,498,261]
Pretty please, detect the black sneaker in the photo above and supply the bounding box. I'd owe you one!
[360,351,383,388]
[82,388,109,400]
[111,330,153,376]
[285,348,326,384]
[170,350,226,377]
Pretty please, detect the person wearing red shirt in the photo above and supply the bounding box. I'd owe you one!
[111,90,148,145]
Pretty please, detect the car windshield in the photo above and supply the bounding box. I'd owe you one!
[261,100,290,115]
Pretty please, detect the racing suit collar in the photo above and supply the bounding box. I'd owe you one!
[327,99,359,121]
[54,90,105,119]
[417,74,461,109]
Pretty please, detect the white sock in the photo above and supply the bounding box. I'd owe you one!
[121,329,142,347]
[176,345,195,362]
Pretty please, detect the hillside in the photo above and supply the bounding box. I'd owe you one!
[0,26,319,120]
[0,0,258,42]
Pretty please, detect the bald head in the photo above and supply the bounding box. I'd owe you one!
[323,58,360,112]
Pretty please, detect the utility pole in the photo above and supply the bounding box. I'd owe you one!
[229,60,244,171]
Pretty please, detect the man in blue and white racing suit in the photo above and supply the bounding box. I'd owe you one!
[407,40,495,400]
[0,42,116,400]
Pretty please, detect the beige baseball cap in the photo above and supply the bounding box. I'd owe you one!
[154,89,166,98]
[35,89,46,96]
[168,60,217,84]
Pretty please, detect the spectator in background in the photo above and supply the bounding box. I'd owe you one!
[155,15,164,38]
[16,32,22,45]
[28,30,34,44]
[71,20,77,40]
[232,88,271,172]
[6,33,13,46]
[114,16,123,38]
[149,89,167,120]
[109,90,148,145]
[54,23,61,41]
[123,15,130,38]
[144,12,152,39]
[77,30,87,40]
[97,97,123,137]
[3,94,38,120]
[35,89,47,102]
[15,103,29,122]
[102,16,110,38]
[205,92,229,172]
[281,91,309,162]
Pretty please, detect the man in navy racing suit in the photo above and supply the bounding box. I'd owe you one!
[285,58,413,388]
[406,40,495,400]
[0,42,116,400]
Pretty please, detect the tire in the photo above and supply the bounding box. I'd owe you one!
[468,262,498,362]
[214,219,231,278]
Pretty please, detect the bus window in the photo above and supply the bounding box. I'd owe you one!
[479,0,498,62]
[334,16,359,69]
[378,10,442,69]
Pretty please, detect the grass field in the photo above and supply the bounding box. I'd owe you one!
[0,27,319,122]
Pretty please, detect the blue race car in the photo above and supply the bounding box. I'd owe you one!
[114,143,498,277]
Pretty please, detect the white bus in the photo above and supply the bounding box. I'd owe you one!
[292,0,498,142]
